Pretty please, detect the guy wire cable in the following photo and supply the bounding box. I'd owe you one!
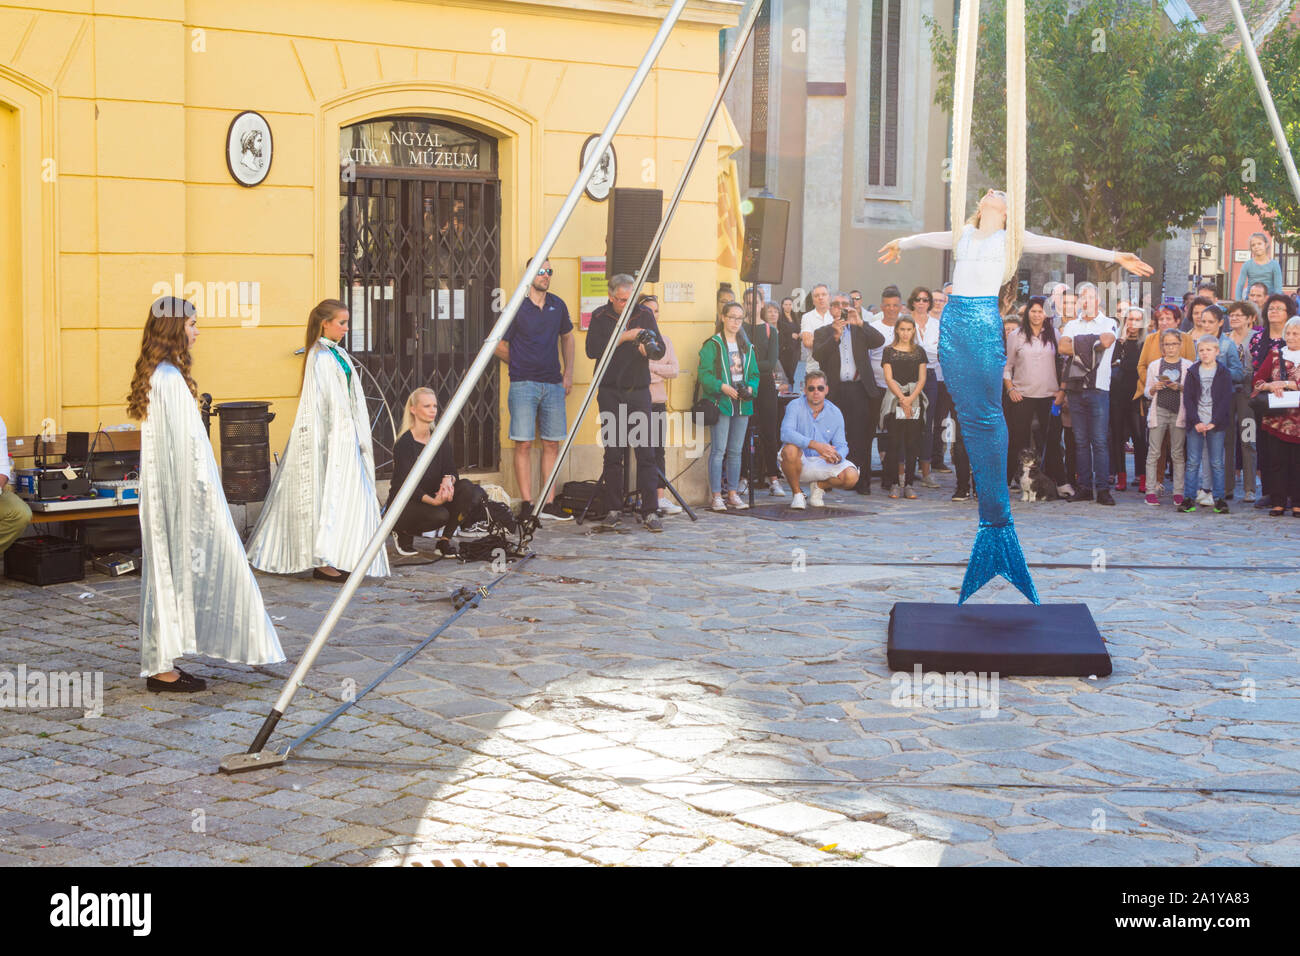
[283,553,537,759]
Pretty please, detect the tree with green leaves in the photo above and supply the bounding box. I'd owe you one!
[1217,4,1300,240]
[927,0,1249,280]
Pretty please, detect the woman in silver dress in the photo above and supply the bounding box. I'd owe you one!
[246,299,390,583]
[129,297,284,691]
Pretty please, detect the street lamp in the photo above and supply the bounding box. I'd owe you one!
[1193,224,1208,292]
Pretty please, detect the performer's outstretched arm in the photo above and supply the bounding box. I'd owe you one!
[1023,231,1153,276]
[878,232,952,262]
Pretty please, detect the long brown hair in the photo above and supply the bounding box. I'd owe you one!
[126,297,198,420]
[304,298,348,381]
[889,316,920,352]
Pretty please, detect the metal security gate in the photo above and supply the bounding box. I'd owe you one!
[339,118,501,476]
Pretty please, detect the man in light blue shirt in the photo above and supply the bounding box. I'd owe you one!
[779,370,860,509]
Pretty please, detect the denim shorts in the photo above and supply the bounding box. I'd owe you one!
[508,380,567,442]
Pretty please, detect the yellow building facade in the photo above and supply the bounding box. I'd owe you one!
[0,0,740,496]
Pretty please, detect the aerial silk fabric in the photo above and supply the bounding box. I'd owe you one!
[940,296,1040,605]
[246,339,390,578]
[949,0,1026,282]
[138,362,285,676]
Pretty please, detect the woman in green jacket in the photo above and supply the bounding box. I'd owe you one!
[698,302,761,511]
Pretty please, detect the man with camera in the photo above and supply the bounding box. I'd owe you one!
[586,274,668,532]
[812,292,885,495]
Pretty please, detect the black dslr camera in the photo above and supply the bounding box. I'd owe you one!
[635,326,666,360]
[736,383,754,402]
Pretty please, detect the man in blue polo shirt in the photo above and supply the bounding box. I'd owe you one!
[778,370,859,509]
[496,257,575,520]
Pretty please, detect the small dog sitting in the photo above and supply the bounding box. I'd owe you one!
[1018,448,1060,502]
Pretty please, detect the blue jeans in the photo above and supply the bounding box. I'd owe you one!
[1070,389,1110,492]
[709,414,749,492]
[1185,427,1225,501]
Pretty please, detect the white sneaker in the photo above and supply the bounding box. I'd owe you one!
[1058,483,1075,498]
[456,521,491,540]
[1244,490,1256,503]
[391,532,418,557]
[790,492,807,510]
[658,497,683,515]
[809,485,826,507]
[1196,490,1214,507]
[727,493,749,511]
[769,479,788,497]
[710,494,726,512]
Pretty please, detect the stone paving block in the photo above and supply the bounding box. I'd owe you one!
[637,834,707,855]
[582,846,636,865]
[801,820,911,853]
[727,851,792,867]
[685,788,783,816]
[734,802,847,836]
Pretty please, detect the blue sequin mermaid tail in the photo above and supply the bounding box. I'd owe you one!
[938,296,1041,605]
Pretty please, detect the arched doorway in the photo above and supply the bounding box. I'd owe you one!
[339,116,501,474]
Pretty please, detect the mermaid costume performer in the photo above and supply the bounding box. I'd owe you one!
[896,225,1121,604]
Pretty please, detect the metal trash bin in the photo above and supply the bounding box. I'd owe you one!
[214,401,276,503]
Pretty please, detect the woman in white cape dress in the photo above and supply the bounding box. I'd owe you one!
[130,297,284,690]
[246,298,390,581]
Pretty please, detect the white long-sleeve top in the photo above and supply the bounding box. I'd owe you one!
[897,225,1118,297]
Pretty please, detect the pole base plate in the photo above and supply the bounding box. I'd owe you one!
[219,750,289,774]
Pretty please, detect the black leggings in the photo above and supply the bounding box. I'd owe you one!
[1109,388,1147,480]
[390,478,480,539]
[1007,396,1055,480]
[884,416,922,489]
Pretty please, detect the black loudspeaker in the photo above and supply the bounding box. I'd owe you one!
[740,197,790,284]
[606,188,662,283]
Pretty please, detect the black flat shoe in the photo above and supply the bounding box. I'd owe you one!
[146,670,207,693]
[313,567,350,583]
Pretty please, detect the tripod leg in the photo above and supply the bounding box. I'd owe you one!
[658,467,697,521]
[577,474,608,526]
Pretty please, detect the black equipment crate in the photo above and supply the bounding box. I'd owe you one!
[4,535,86,586]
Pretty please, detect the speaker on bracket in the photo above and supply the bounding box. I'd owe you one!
[606,187,662,283]
[740,197,790,285]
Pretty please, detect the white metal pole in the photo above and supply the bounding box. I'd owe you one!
[1227,0,1300,209]
[530,0,768,516]
[237,0,694,758]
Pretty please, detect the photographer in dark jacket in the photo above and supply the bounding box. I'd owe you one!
[812,293,886,493]
[586,273,667,532]
[385,387,481,557]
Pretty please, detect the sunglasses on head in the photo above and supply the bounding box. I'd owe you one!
[536,268,554,277]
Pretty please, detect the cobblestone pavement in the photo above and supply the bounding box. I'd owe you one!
[2,470,1298,866]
